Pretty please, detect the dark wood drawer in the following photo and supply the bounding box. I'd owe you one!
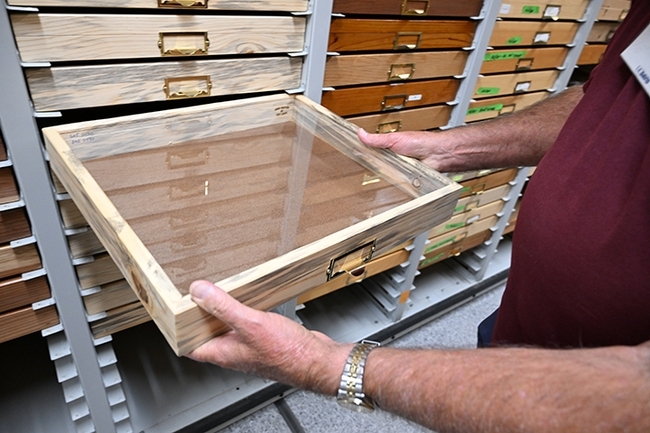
[0,305,59,344]
[0,134,7,161]
[332,0,484,17]
[8,0,308,12]
[0,208,32,244]
[481,46,568,74]
[329,18,477,52]
[0,167,20,205]
[0,275,50,314]
[577,43,607,65]
[321,78,459,116]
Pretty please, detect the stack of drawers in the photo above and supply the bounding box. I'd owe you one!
[466,0,588,123]
[577,0,629,66]
[0,130,58,343]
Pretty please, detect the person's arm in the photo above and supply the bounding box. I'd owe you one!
[358,85,584,172]
[187,280,650,433]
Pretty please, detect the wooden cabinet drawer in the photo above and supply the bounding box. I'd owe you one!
[8,0,309,12]
[0,305,59,344]
[0,275,50,314]
[0,167,20,205]
[597,0,630,21]
[429,199,504,237]
[58,199,86,230]
[490,21,579,47]
[0,208,32,244]
[331,0,484,17]
[498,0,590,20]
[27,57,302,112]
[11,13,306,62]
[453,183,511,214]
[459,168,518,198]
[474,70,558,99]
[0,243,42,280]
[577,43,607,65]
[425,214,497,253]
[481,47,568,74]
[321,78,459,117]
[466,91,549,123]
[0,134,7,161]
[419,230,491,269]
[44,93,461,355]
[587,22,620,43]
[347,105,452,133]
[328,18,477,52]
[324,51,468,87]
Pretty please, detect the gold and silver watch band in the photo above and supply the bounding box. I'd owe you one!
[336,340,380,412]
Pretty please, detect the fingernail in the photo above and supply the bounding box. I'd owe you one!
[190,280,211,301]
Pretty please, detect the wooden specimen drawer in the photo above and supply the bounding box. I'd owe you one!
[597,0,630,21]
[321,78,459,117]
[0,167,20,205]
[0,275,50,314]
[425,214,497,255]
[459,168,518,198]
[490,21,580,47]
[58,199,86,230]
[11,13,306,62]
[331,0,484,17]
[0,305,58,344]
[577,44,608,65]
[7,0,309,12]
[429,199,504,237]
[328,18,477,52]
[587,22,620,43]
[481,47,568,74]
[419,230,491,269]
[466,91,549,123]
[27,57,303,112]
[347,105,452,133]
[44,93,460,355]
[474,70,558,99]
[498,0,590,20]
[0,243,42,280]
[0,134,7,161]
[324,51,468,87]
[453,183,511,215]
[0,208,32,244]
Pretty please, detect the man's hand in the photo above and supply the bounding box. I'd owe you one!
[187,280,352,395]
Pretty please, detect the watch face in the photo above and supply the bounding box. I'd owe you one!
[337,397,375,413]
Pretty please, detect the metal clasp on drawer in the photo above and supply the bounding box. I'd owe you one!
[515,57,534,71]
[163,76,212,99]
[401,0,430,15]
[158,0,208,8]
[158,32,210,56]
[388,63,416,81]
[326,239,376,281]
[381,94,408,111]
[376,120,402,134]
[393,32,422,50]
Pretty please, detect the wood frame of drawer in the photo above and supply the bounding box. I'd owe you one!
[587,22,620,43]
[347,105,452,133]
[0,275,50,314]
[490,21,580,47]
[466,91,550,123]
[473,70,559,99]
[0,167,20,205]
[0,305,59,344]
[0,243,42,280]
[419,229,491,269]
[459,168,519,198]
[7,0,309,12]
[425,214,498,254]
[0,134,7,161]
[498,0,590,20]
[0,207,32,244]
[429,199,505,237]
[577,44,607,65]
[481,47,568,74]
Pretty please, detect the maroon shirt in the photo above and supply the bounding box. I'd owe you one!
[492,1,650,348]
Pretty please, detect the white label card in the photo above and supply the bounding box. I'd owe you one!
[534,32,550,44]
[621,23,650,99]
[500,4,512,14]
[543,6,561,18]
[407,94,423,101]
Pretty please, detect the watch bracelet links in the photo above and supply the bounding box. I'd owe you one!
[338,340,380,402]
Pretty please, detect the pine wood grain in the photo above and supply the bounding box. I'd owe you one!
[8,0,308,12]
[348,105,452,133]
[0,243,41,280]
[473,70,559,99]
[490,21,580,47]
[426,215,499,253]
[429,199,505,237]
[90,302,151,339]
[332,0,483,17]
[58,199,87,229]
[459,168,519,198]
[0,275,50,314]
[480,47,568,74]
[577,43,607,65]
[0,305,59,344]
[0,207,32,244]
[83,280,138,316]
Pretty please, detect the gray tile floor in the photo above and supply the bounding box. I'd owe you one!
[220,284,505,433]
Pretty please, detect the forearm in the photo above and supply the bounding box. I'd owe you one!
[361,343,650,433]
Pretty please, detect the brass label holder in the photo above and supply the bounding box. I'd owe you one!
[158,32,210,56]
[513,81,531,93]
[388,63,416,81]
[393,32,422,50]
[158,0,208,8]
[381,94,408,111]
[542,4,561,20]
[499,103,516,115]
[327,239,376,281]
[533,32,551,45]
[401,0,430,15]
[163,75,212,99]
[376,120,403,134]
[515,57,534,71]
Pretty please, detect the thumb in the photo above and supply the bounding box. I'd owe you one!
[190,280,258,331]
[357,128,391,149]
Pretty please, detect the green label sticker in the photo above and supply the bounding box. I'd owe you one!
[426,236,457,252]
[451,174,465,182]
[522,5,540,14]
[484,50,527,62]
[445,222,466,230]
[476,87,500,96]
[454,204,467,213]
[421,253,445,267]
[467,103,504,116]
[506,36,523,45]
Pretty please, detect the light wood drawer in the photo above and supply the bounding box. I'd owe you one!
[425,215,498,254]
[459,168,519,198]
[498,0,590,20]
[0,208,32,244]
[429,199,504,237]
[8,0,309,12]
[419,230,491,269]
[11,13,306,62]
[84,280,138,316]
[597,0,630,21]
[58,199,87,230]
[474,70,559,99]
[90,302,151,339]
[347,105,452,133]
[324,51,468,87]
[332,0,484,17]
[0,243,42,280]
[0,305,59,344]
[577,44,607,65]
[328,18,477,52]
[466,91,549,123]
[321,78,459,117]
[481,47,568,74]
[453,183,511,215]
[0,167,20,205]
[27,57,303,112]
[503,198,522,235]
[0,134,7,161]
[587,22,620,43]
[0,275,50,314]
[76,254,123,290]
[490,21,579,47]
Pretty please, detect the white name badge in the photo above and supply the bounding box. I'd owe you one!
[621,23,650,98]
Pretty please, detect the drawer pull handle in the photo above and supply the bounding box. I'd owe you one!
[327,239,376,281]
[158,0,208,8]
[163,76,212,99]
[158,32,210,56]
[401,0,430,15]
[515,57,534,71]
[393,32,422,50]
[381,94,408,111]
[388,63,415,81]
[376,121,402,134]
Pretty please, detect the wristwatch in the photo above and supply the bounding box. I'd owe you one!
[336,340,380,413]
